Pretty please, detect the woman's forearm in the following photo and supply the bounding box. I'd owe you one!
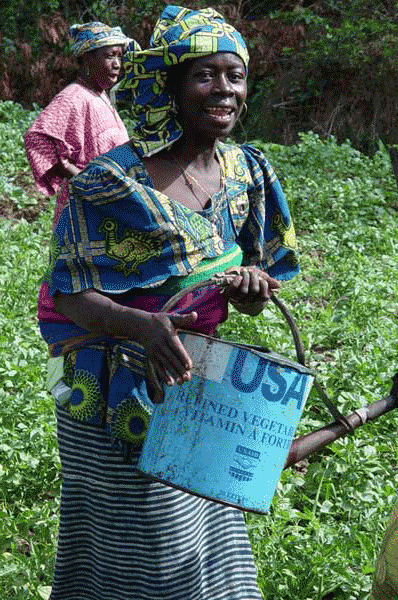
[46,160,81,181]
[54,289,149,342]
[53,289,197,393]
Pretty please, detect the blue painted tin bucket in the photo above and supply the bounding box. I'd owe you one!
[138,332,314,514]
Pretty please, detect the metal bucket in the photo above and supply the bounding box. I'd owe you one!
[138,331,314,514]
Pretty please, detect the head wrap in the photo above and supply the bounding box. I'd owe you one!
[69,21,132,56]
[116,5,249,156]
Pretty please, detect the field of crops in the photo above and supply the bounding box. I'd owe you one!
[1,101,397,599]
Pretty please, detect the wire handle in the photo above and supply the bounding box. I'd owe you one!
[162,272,304,362]
[162,272,353,431]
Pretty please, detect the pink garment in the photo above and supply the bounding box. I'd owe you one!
[24,81,129,225]
[38,282,228,337]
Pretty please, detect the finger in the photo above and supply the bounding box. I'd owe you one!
[155,323,194,375]
[147,361,165,404]
[225,266,242,276]
[239,269,250,295]
[266,279,281,292]
[248,270,261,296]
[154,355,176,385]
[258,271,281,291]
[258,278,270,300]
[224,275,242,300]
[152,344,188,381]
[170,312,198,359]
[147,316,194,378]
[229,274,243,292]
[169,311,198,328]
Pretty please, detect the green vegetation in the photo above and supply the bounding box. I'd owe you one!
[2,0,398,154]
[221,132,398,598]
[1,101,398,598]
[0,102,41,212]
[0,211,57,600]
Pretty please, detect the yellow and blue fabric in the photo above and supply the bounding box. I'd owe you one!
[69,21,135,56]
[40,140,298,461]
[116,5,249,156]
[47,142,297,297]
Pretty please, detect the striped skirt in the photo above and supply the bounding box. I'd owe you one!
[50,408,263,600]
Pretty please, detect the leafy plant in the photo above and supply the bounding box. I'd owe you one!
[220,132,398,599]
[0,101,42,213]
[0,206,60,598]
[1,108,398,599]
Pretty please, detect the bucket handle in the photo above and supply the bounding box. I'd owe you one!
[161,272,353,432]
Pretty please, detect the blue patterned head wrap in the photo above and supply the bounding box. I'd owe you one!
[116,5,249,156]
[70,21,133,56]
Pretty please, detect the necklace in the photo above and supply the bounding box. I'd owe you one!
[169,152,220,210]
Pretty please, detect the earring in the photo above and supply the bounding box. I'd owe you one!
[170,96,179,115]
[241,102,248,118]
[85,65,90,79]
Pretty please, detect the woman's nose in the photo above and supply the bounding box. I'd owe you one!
[214,73,234,94]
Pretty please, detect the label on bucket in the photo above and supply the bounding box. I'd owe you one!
[138,333,314,514]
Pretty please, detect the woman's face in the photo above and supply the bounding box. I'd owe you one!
[177,52,247,143]
[83,45,124,91]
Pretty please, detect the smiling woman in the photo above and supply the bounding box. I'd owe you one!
[142,51,248,212]
[176,53,247,141]
[38,6,299,600]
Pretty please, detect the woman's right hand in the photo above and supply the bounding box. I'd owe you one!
[135,311,198,403]
[54,289,197,403]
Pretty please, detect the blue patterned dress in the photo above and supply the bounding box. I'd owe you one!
[44,139,298,599]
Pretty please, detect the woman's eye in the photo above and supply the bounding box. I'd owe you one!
[229,72,244,82]
[199,72,212,80]
[192,70,213,80]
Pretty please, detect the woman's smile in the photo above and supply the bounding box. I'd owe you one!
[178,53,247,143]
[203,105,236,124]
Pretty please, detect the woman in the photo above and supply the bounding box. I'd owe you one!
[41,6,299,599]
[24,21,136,226]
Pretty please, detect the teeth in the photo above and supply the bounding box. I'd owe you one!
[205,108,232,115]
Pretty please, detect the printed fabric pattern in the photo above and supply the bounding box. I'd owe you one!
[41,140,299,461]
[46,141,298,297]
[69,21,136,55]
[371,501,398,600]
[116,5,249,156]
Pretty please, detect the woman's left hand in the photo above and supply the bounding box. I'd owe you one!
[224,267,281,316]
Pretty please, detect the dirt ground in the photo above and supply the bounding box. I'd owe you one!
[0,172,50,222]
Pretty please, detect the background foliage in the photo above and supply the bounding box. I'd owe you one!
[0,102,42,219]
[1,100,397,599]
[2,0,398,154]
